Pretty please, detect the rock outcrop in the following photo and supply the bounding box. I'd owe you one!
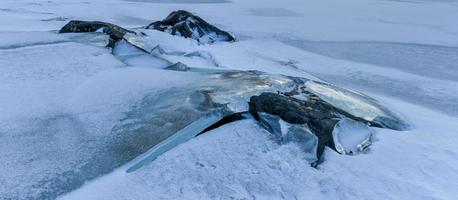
[146,10,235,44]
[249,92,338,160]
[249,92,374,164]
[59,20,134,47]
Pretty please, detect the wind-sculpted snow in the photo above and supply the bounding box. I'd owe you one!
[112,39,172,68]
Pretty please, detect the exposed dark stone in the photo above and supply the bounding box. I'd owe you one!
[59,20,134,47]
[300,81,409,131]
[146,10,235,44]
[249,92,339,159]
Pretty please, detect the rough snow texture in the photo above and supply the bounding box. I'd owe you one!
[2,0,458,199]
[61,120,321,200]
[61,102,458,200]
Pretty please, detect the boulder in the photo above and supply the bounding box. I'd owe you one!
[249,92,338,160]
[146,10,235,44]
[249,92,374,162]
[59,20,134,47]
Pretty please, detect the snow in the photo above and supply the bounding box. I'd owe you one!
[0,31,67,49]
[1,0,458,199]
[282,40,458,82]
[60,101,458,200]
[60,120,322,200]
[0,41,121,122]
[0,39,123,199]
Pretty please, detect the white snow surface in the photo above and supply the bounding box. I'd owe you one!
[60,101,458,200]
[1,0,458,199]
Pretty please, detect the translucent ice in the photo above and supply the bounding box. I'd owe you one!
[332,117,373,155]
[304,80,409,130]
[257,112,319,164]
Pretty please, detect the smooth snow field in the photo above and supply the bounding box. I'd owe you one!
[1,0,458,200]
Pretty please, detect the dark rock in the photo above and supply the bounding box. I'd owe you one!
[59,20,134,47]
[249,92,339,160]
[302,80,409,131]
[146,10,235,44]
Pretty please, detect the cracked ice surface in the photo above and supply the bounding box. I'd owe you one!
[112,70,299,172]
[304,81,409,130]
[0,40,298,199]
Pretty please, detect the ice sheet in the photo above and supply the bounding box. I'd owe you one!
[304,80,409,130]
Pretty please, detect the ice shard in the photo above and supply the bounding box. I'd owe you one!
[122,30,221,68]
[112,39,172,68]
[303,80,409,130]
[257,112,319,164]
[332,117,373,155]
[117,70,299,171]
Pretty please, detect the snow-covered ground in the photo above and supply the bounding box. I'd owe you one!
[1,0,458,199]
